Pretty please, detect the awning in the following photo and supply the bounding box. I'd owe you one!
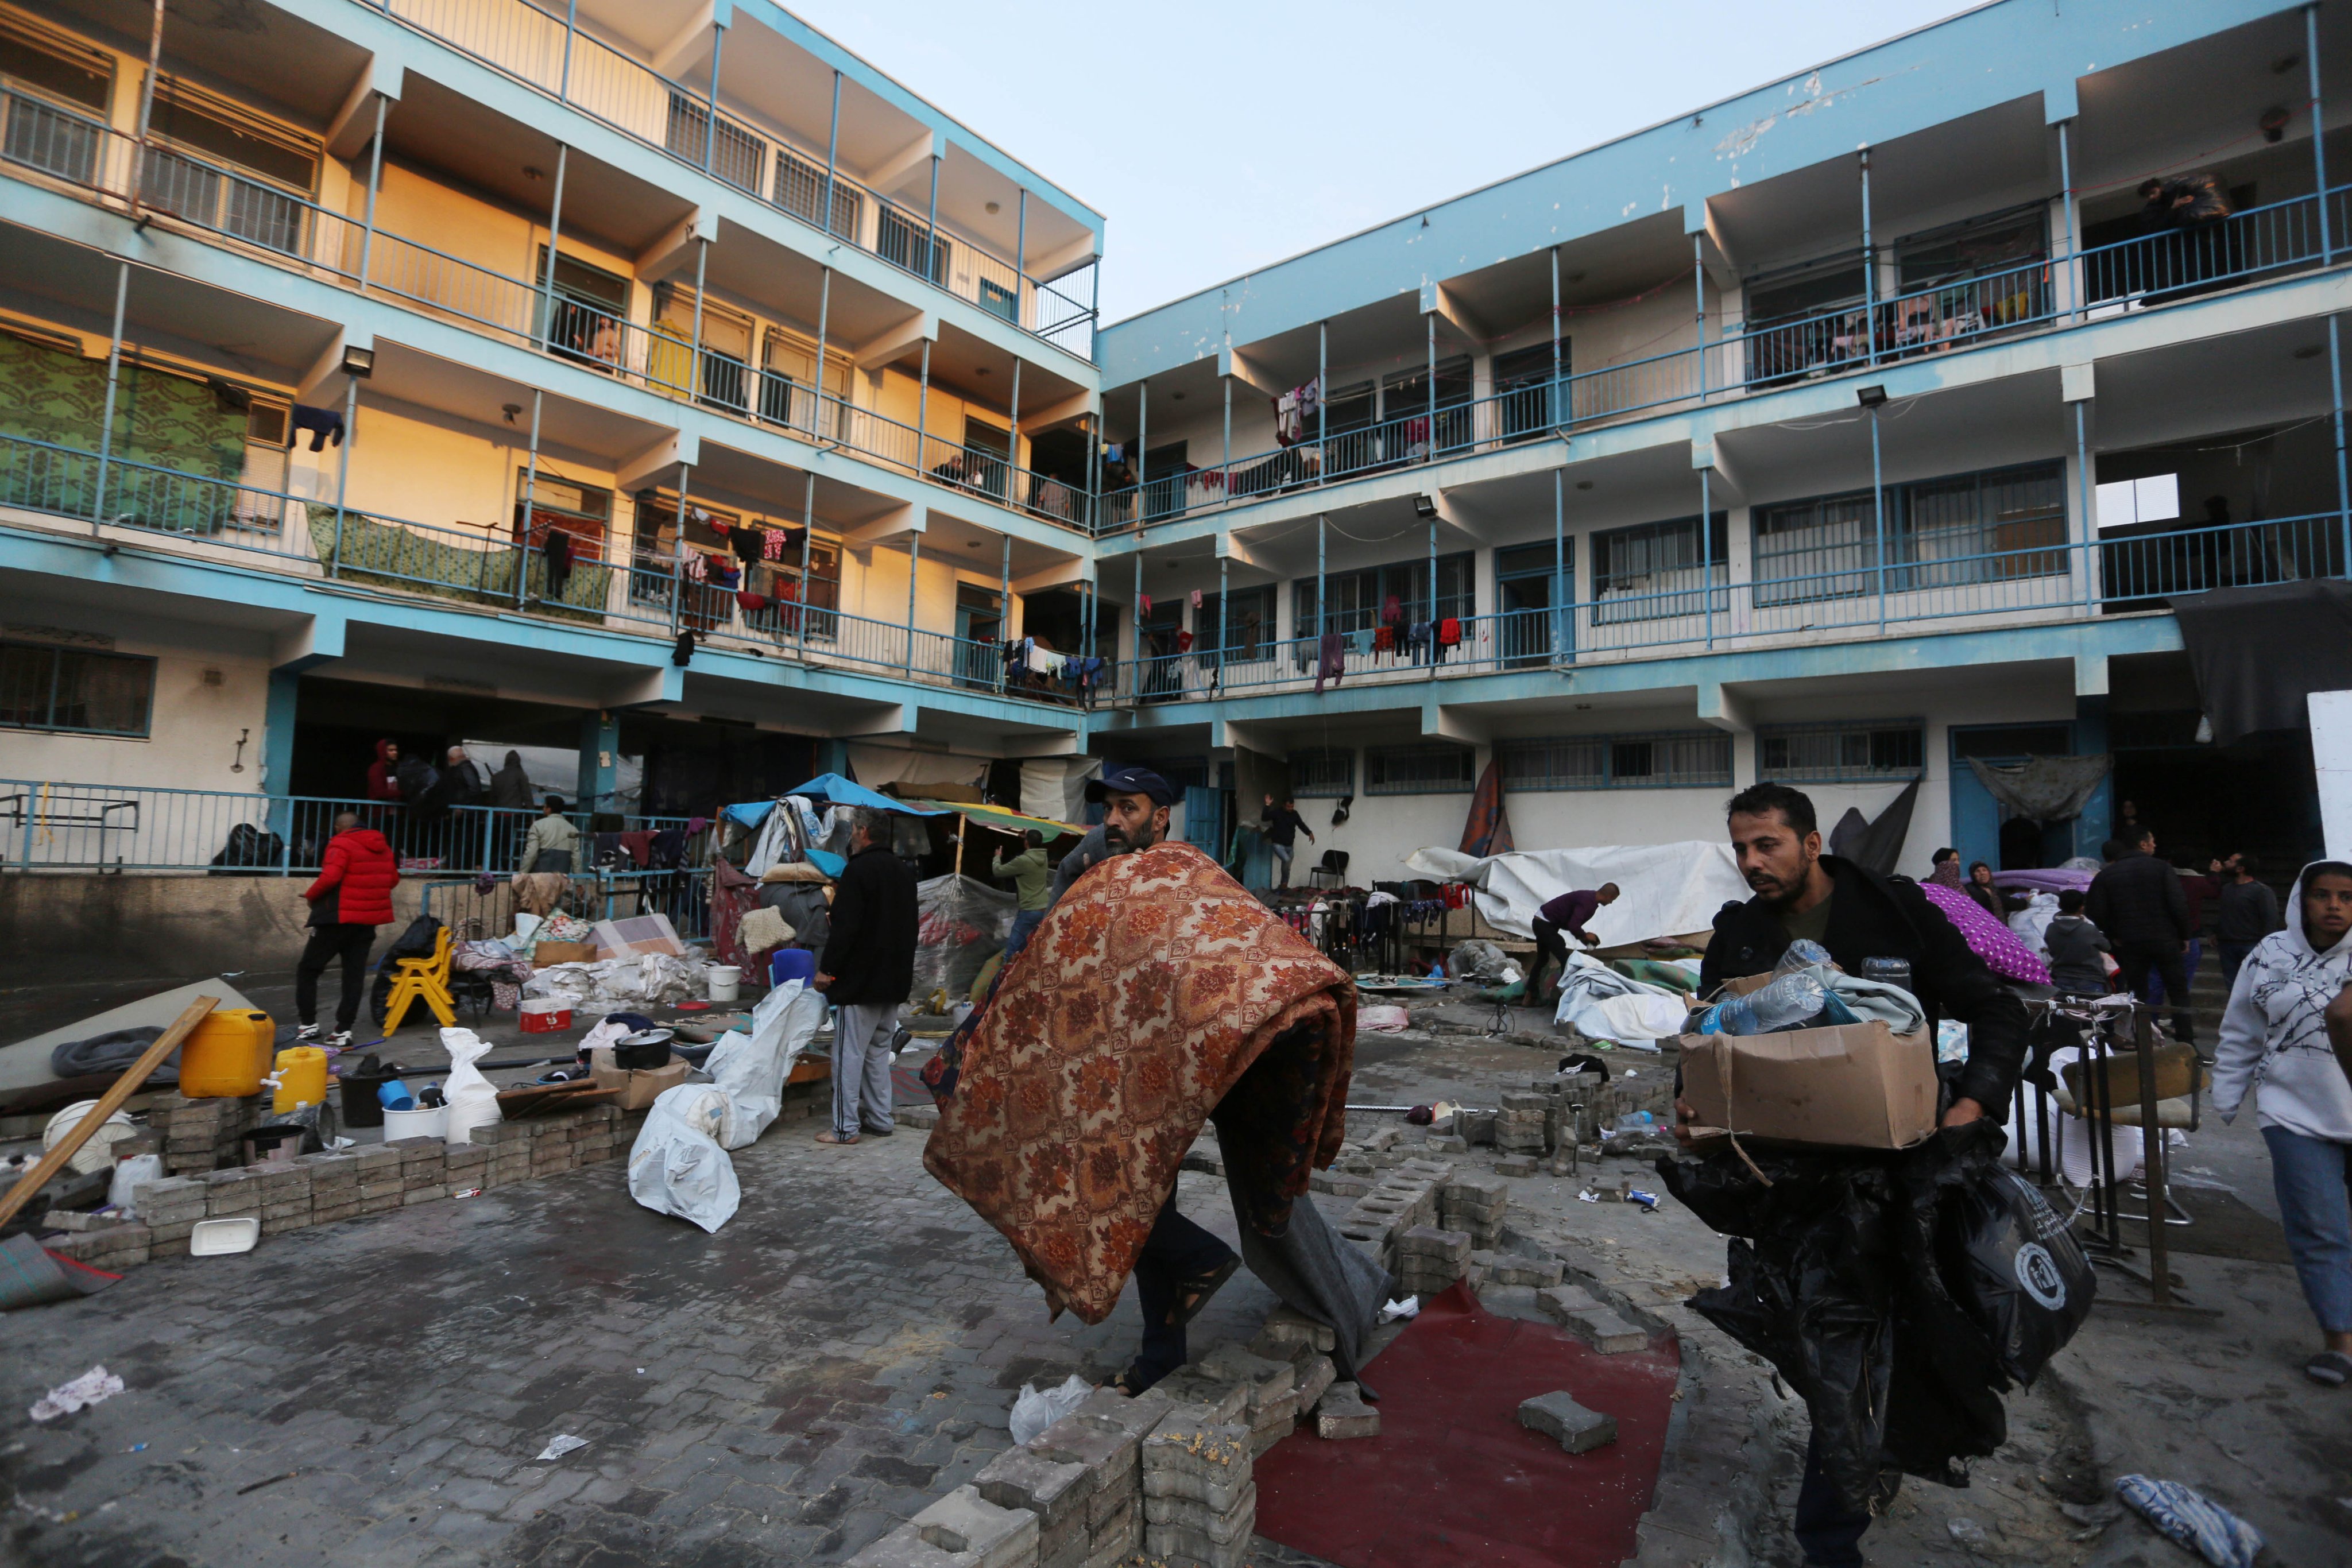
[722,774,948,828]
[909,799,1085,842]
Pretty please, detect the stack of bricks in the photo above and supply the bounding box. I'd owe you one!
[1495,1090,1551,1155]
[201,1166,263,1226]
[1140,1404,1256,1568]
[390,1137,448,1206]
[476,1122,536,1187]
[1537,1283,1649,1353]
[254,1162,313,1237]
[1441,1174,1510,1249]
[1396,1224,1473,1298]
[845,1483,1038,1568]
[529,1116,578,1179]
[152,1093,263,1174]
[575,1104,620,1165]
[1038,1387,1167,1566]
[1248,1307,1337,1418]
[443,1140,490,1194]
[1468,1249,1565,1294]
[353,1144,405,1215]
[301,1152,359,1226]
[1193,1342,1299,1457]
[131,1175,208,1257]
[49,1219,152,1269]
[1336,1158,1449,1265]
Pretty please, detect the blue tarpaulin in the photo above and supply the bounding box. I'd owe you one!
[721,775,946,830]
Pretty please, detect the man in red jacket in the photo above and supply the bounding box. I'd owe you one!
[298,811,400,1047]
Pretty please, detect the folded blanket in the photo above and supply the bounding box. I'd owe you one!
[923,841,1356,1323]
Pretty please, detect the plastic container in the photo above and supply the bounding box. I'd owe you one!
[178,1009,275,1098]
[338,1067,395,1129]
[1709,972,1829,1036]
[377,1078,417,1112]
[269,1046,329,1114]
[769,948,817,988]
[707,965,741,1003]
[188,1216,259,1256]
[43,1102,135,1175]
[519,998,572,1034]
[382,1104,449,1141]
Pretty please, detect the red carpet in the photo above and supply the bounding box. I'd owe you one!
[1253,1284,1680,1568]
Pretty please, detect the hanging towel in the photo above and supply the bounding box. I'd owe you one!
[1314,631,1344,694]
[1347,629,1371,656]
[1372,625,1395,653]
[1437,617,1462,646]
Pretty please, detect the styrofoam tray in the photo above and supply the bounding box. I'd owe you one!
[189,1217,259,1256]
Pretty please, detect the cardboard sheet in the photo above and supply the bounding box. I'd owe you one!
[1678,1022,1939,1151]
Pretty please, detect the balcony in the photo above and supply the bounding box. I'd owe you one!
[1100,183,2352,531]
[371,0,1099,358]
[0,428,1109,711]
[1109,513,2350,704]
[0,83,1092,533]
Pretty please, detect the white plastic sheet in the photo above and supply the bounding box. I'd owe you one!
[439,1027,504,1147]
[1553,953,1690,1041]
[1403,842,1749,943]
[1009,1375,1092,1446]
[704,981,826,1149]
[526,953,711,1012]
[627,1084,741,1233]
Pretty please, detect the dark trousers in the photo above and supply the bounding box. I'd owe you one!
[297,923,376,1031]
[2219,939,2257,993]
[1793,1428,1874,1566]
[1529,917,1570,997]
[2114,940,2195,1042]
[1130,1196,1237,1387]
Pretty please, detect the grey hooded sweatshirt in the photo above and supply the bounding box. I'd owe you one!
[2211,861,2352,1142]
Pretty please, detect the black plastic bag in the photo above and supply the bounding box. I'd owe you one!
[1941,1166,2095,1385]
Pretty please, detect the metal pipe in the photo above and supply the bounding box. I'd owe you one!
[1223,374,1232,479]
[92,259,130,531]
[1137,378,1148,527]
[537,142,568,350]
[357,94,386,292]
[823,71,841,237]
[2076,400,2096,615]
[916,338,931,474]
[1550,246,1562,425]
[2056,119,2079,325]
[1015,187,1028,277]
[517,386,542,607]
[1552,467,1565,660]
[998,535,1011,692]
[559,0,578,104]
[1133,550,1143,686]
[1870,404,1886,634]
[2311,4,2333,265]
[1007,358,1022,502]
[926,153,941,283]
[2331,314,2350,570]
[810,266,831,439]
[701,22,724,173]
[1317,513,1327,639]
[687,233,707,404]
[1426,310,1437,462]
[799,470,815,662]
[1218,550,1229,692]
[332,372,359,574]
[1693,231,1708,401]
[904,531,919,675]
[671,463,692,636]
[127,0,163,222]
[1859,149,1877,367]
[1701,464,1714,650]
[1316,320,1328,482]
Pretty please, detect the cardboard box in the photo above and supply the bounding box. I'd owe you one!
[1677,1022,1938,1151]
[589,1051,691,1112]
[532,940,599,966]
[592,914,683,959]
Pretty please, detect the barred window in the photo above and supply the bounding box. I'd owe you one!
[1364,744,1475,795]
[1498,731,1729,791]
[1,641,153,735]
[1758,721,1924,783]
[1288,748,1354,798]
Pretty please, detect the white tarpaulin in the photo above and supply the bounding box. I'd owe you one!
[1402,841,1750,943]
[1020,757,1101,823]
[845,745,988,792]
[1553,953,1689,1041]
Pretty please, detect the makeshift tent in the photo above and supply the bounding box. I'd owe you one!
[2172,579,2352,743]
[1406,842,1750,944]
[1458,758,1514,857]
[722,775,947,830]
[846,745,988,792]
[1964,756,2109,825]
[1021,757,1101,824]
[909,799,1084,846]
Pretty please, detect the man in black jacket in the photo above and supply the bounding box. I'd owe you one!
[2086,829,2195,1046]
[815,806,918,1146]
[1681,783,2029,1568]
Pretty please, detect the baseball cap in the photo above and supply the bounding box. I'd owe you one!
[1086,764,1175,807]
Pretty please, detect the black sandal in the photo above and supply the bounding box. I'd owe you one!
[1169,1254,1241,1327]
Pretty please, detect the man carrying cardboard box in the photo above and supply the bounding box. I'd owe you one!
[1676,782,2029,1568]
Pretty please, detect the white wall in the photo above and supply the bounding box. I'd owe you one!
[2,617,270,793]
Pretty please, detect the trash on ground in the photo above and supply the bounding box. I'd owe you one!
[30,1365,123,1422]
[534,1434,591,1461]
[1008,1375,1091,1446]
[2115,1474,2265,1568]
[1378,1296,1421,1322]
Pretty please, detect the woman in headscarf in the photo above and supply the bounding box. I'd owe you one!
[2214,861,2352,1387]
[1965,860,2005,919]
[1927,846,1966,889]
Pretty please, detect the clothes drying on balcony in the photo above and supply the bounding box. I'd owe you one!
[1273,375,1322,447]
[288,404,344,451]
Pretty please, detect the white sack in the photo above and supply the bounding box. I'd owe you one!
[1405,841,1748,943]
[439,1026,504,1146]
[627,1083,741,1233]
[108,1154,165,1214]
[705,980,827,1149]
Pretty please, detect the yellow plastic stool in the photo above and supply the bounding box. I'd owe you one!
[382,927,458,1032]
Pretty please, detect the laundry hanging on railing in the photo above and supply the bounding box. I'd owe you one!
[288,405,345,451]
[1273,376,1322,447]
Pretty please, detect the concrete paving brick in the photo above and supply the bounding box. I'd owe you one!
[1518,1390,1619,1452]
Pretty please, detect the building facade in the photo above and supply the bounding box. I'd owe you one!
[0,0,2342,889]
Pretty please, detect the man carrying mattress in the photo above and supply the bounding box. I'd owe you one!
[923,765,1390,1399]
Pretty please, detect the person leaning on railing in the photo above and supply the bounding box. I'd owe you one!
[517,796,580,874]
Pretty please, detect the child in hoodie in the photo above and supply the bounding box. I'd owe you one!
[2212,859,2352,1387]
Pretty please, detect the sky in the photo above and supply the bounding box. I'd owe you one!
[787,0,1974,324]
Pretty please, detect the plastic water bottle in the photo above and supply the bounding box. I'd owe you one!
[1774,938,1835,977]
[1860,956,1913,993]
[1713,972,1829,1035]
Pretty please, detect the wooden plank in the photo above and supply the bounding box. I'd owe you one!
[0,994,217,1230]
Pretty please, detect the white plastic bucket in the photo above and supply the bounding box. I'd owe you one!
[707,965,741,1002]
[382,1105,449,1142]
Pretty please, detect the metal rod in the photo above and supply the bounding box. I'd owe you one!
[1553,467,1565,660]
[810,266,831,439]
[1693,231,1708,401]
[998,535,1011,692]
[2134,1005,2171,1305]
[1223,373,1232,477]
[559,0,578,104]
[1316,321,1328,482]
[517,386,543,607]
[702,22,724,173]
[2077,399,2096,615]
[1702,464,1714,651]
[799,470,815,662]
[92,259,130,532]
[2057,119,2079,326]
[671,463,691,636]
[904,531,919,675]
[687,233,707,404]
[1870,403,1886,634]
[1137,377,1148,528]
[2331,315,2350,570]
[916,338,931,474]
[1317,513,1327,639]
[823,71,841,237]
[332,373,359,574]
[1218,549,1229,692]
[357,94,386,292]
[1550,246,1562,425]
[127,0,163,223]
[926,153,941,284]
[1426,309,1437,462]
[1859,149,1877,367]
[537,143,568,350]
[2312,4,2334,265]
[1015,187,1028,277]
[1007,358,1022,501]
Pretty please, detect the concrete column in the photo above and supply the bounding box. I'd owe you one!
[2075,694,2113,859]
[262,667,300,837]
[814,737,851,776]
[578,709,620,811]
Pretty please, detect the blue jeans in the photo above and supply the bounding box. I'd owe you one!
[2263,1125,2352,1335]
[1003,908,1045,962]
